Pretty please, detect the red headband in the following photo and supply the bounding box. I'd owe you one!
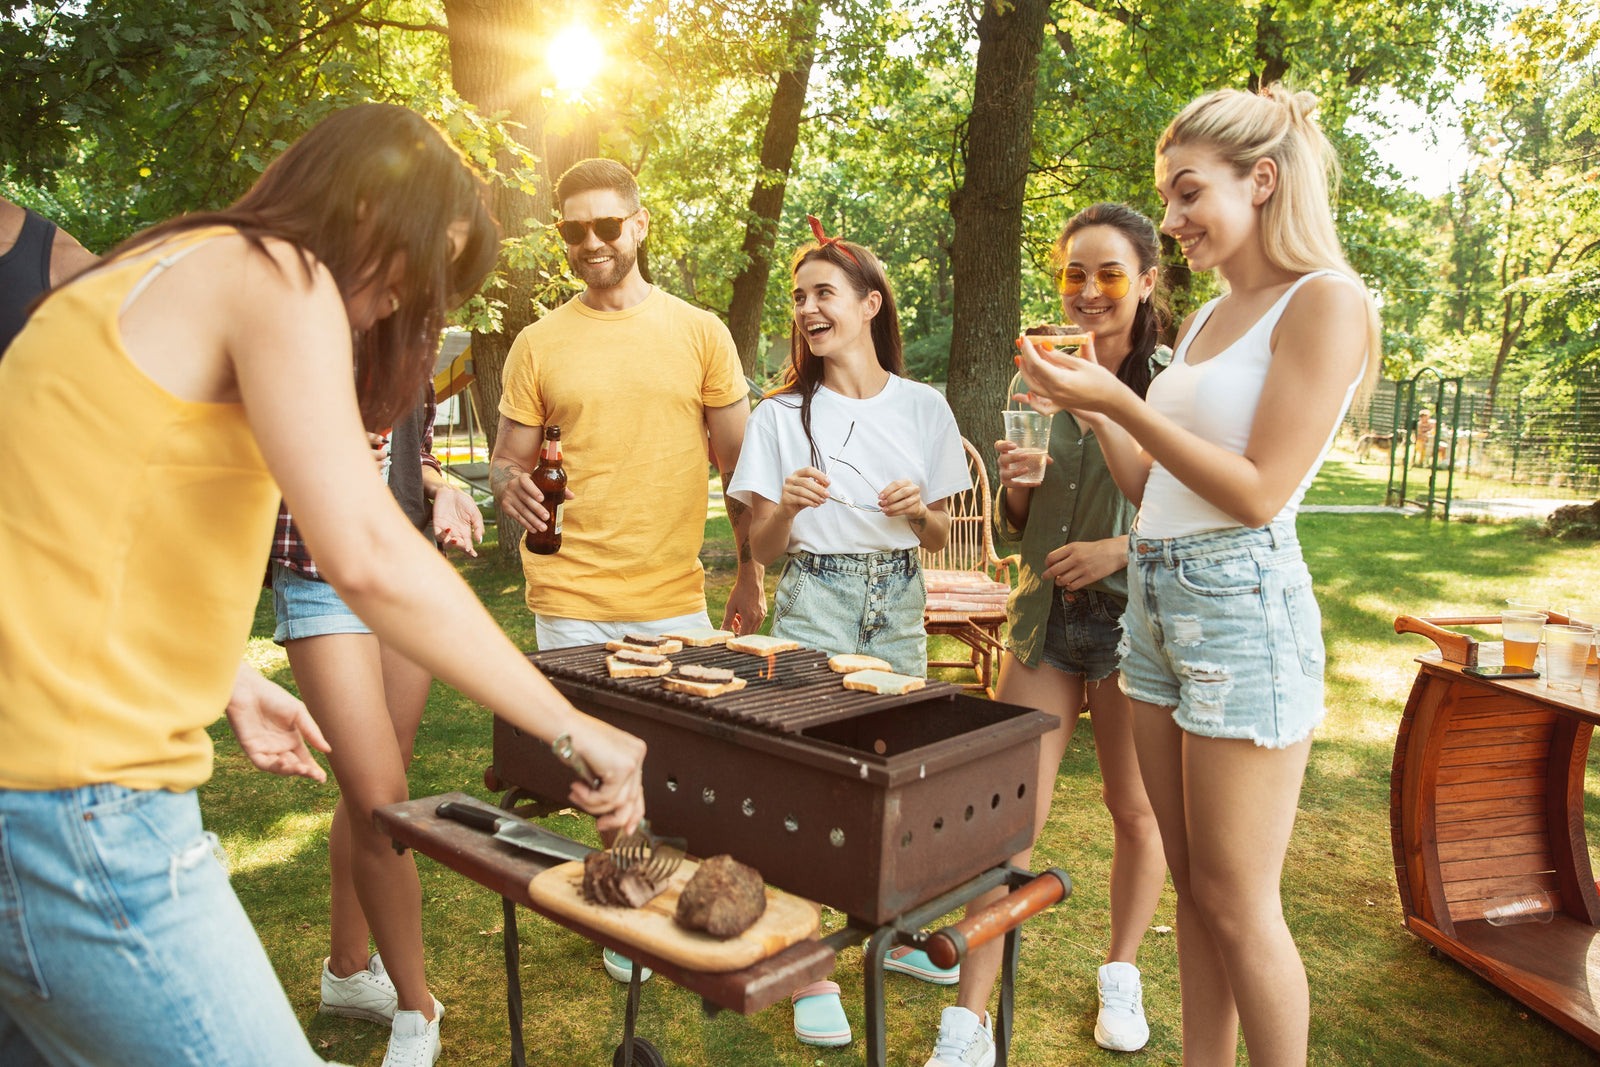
[807,214,861,266]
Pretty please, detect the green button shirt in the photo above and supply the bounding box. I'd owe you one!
[996,365,1153,668]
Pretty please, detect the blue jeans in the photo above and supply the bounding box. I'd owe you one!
[1117,523,1326,748]
[0,785,332,1066]
[771,550,927,677]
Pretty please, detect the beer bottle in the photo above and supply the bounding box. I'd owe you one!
[524,425,566,555]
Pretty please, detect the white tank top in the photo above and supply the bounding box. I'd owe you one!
[1136,270,1364,539]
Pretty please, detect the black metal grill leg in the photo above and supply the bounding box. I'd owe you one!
[620,960,644,1067]
[502,894,526,1067]
[864,926,895,1067]
[994,924,1021,1066]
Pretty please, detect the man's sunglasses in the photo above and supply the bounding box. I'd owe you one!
[556,215,634,245]
[1055,267,1132,300]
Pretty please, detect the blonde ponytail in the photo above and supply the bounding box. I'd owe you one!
[1160,85,1381,398]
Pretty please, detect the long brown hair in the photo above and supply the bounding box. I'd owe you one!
[774,239,904,469]
[1055,202,1168,400]
[99,104,499,431]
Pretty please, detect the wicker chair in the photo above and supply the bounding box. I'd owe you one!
[919,437,1018,697]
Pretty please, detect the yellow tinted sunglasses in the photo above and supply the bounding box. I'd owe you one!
[1055,267,1132,300]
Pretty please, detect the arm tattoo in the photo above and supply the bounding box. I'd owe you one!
[489,462,524,502]
[910,514,928,533]
[724,495,750,526]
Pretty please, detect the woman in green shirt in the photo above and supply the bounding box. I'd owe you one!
[925,203,1170,1067]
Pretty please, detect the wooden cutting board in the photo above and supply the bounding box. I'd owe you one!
[527,858,821,973]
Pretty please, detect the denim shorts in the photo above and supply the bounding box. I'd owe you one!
[1036,588,1125,682]
[0,785,330,1066]
[1117,524,1326,748]
[771,550,927,677]
[270,561,370,645]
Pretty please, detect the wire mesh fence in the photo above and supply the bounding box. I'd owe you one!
[1344,371,1600,502]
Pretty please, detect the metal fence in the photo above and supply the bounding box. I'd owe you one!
[1344,371,1600,502]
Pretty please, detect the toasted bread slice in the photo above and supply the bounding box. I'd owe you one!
[726,634,801,656]
[676,664,736,683]
[606,638,684,655]
[606,651,673,678]
[841,669,925,695]
[828,654,893,674]
[662,674,748,697]
[662,627,735,647]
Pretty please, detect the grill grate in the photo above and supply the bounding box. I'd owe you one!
[526,644,960,734]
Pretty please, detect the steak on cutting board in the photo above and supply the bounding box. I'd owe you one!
[674,854,766,938]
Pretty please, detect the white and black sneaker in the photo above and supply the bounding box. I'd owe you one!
[924,1006,995,1067]
[1094,961,1150,1052]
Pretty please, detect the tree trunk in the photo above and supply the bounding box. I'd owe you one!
[727,2,821,378]
[946,0,1051,481]
[444,0,555,564]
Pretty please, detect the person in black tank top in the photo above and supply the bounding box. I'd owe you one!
[0,196,98,357]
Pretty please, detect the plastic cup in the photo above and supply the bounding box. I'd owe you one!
[1483,886,1554,926]
[1566,604,1599,666]
[1001,410,1051,486]
[1506,598,1548,615]
[1544,624,1595,692]
[1501,610,1547,670]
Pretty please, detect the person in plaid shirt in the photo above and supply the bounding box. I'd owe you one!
[267,380,485,1067]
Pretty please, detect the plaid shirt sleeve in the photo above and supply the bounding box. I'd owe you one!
[420,386,441,477]
[269,503,321,581]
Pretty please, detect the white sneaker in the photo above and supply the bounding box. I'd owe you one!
[382,998,444,1067]
[320,953,398,1024]
[1095,962,1150,1052]
[924,1006,995,1067]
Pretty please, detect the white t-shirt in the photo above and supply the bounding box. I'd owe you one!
[1138,270,1364,538]
[729,375,971,556]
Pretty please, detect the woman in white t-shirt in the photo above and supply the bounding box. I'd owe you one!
[731,219,969,681]
[1015,87,1377,1065]
[730,219,970,1047]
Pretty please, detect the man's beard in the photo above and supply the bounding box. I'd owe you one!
[569,244,636,291]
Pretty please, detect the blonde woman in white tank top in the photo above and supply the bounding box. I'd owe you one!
[1017,86,1376,1067]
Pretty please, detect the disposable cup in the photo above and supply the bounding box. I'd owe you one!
[1501,610,1547,670]
[1506,598,1548,615]
[1001,410,1051,487]
[1483,886,1555,926]
[1565,604,1599,666]
[1544,624,1595,692]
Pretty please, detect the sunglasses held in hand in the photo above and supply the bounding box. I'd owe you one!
[556,214,635,245]
[1055,266,1131,299]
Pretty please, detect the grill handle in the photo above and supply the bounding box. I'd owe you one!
[923,869,1072,970]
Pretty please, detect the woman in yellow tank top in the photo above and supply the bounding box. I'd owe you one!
[0,104,647,1067]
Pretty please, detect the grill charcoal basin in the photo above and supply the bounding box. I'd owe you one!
[492,660,1056,925]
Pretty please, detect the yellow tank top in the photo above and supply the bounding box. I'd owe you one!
[0,230,281,791]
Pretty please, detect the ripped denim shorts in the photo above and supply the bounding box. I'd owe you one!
[1116,523,1325,748]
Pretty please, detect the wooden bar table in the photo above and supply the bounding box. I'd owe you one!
[1391,614,1600,1051]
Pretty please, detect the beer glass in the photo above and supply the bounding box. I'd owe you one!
[1501,610,1547,670]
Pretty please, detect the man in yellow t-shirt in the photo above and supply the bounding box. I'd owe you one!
[493,159,765,654]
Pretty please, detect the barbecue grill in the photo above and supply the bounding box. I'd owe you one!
[488,643,1059,926]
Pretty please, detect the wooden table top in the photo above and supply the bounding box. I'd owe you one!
[1417,644,1600,720]
[373,792,836,1016]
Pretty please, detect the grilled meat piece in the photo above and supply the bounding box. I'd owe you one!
[674,854,766,938]
[581,849,664,908]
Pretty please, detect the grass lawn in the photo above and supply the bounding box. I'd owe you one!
[207,460,1600,1066]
